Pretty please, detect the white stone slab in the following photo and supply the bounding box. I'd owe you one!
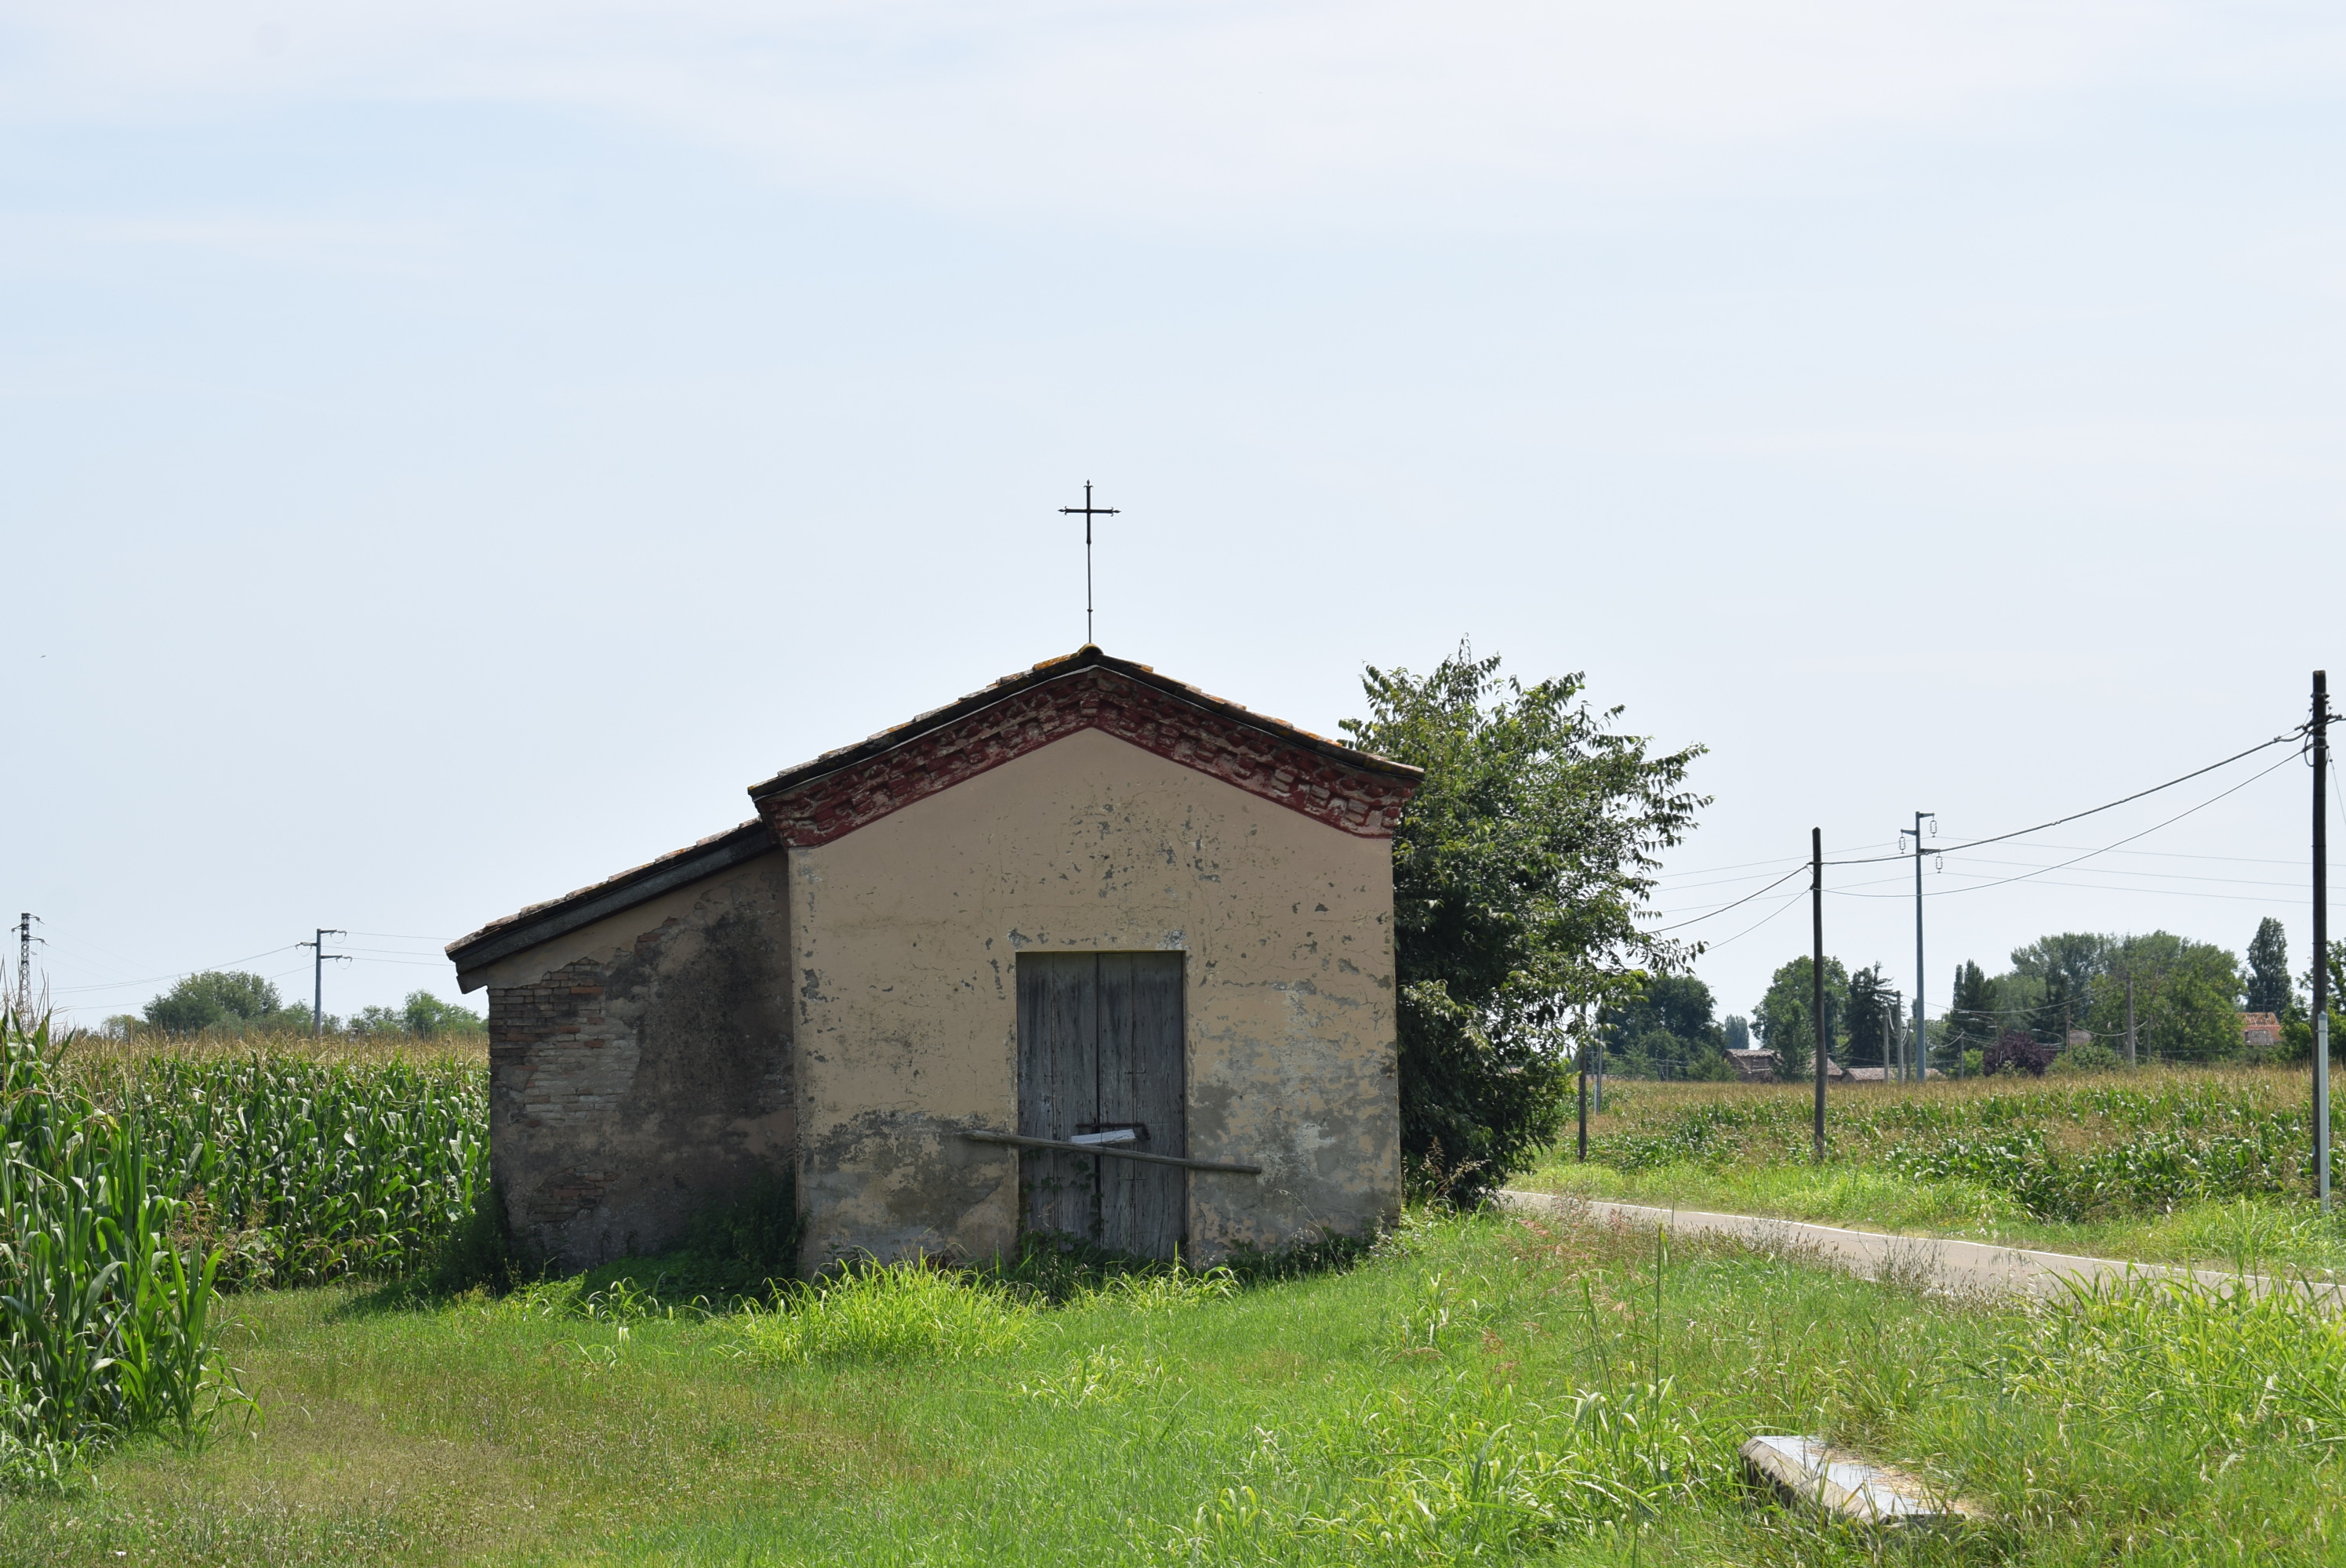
[1740,1435,1984,1528]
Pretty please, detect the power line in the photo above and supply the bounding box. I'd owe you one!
[1939,855,2303,891]
[1694,888,1811,953]
[48,944,304,994]
[1918,751,2297,899]
[2006,842,2306,869]
[1652,841,1899,882]
[1643,864,1811,931]
[1821,731,2300,868]
[1832,874,2307,906]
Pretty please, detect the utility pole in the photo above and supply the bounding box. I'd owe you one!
[2125,968,2137,1068]
[299,929,350,1040]
[1903,812,1935,1083]
[1577,1034,1589,1162]
[2314,671,2332,1213]
[1812,828,1827,1165]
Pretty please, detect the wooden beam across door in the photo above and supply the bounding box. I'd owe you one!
[961,1130,1262,1175]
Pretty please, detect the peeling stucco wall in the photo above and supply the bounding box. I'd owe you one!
[485,852,794,1270]
[791,726,1400,1269]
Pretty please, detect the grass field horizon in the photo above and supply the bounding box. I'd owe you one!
[1523,1065,2346,1277]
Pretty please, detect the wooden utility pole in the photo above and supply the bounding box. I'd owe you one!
[1812,828,1826,1165]
[2315,670,2332,1212]
[2125,968,2137,1068]
[1577,1037,1589,1162]
[1908,811,1934,1083]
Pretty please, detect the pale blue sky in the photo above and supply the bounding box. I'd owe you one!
[5,3,2342,1029]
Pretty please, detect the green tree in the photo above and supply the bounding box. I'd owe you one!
[1937,960,1997,1066]
[1845,964,1901,1071]
[405,991,483,1037]
[2246,917,2292,1015]
[2010,932,2114,1007]
[2282,941,2345,1062]
[2083,931,2242,1063]
[143,970,296,1034]
[348,992,483,1038]
[1600,972,1727,1080]
[1752,955,1848,1078]
[1342,646,1706,1190]
[1722,1014,1750,1053]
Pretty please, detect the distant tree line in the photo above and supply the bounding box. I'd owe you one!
[108,970,484,1040]
[1735,916,2341,1077]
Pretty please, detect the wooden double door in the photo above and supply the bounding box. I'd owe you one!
[1015,952,1186,1259]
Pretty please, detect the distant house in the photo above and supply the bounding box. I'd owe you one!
[2240,1012,2282,1052]
[1845,1066,1942,1083]
[1728,1049,1846,1083]
[2065,1029,2095,1051]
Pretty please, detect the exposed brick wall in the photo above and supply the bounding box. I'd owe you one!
[757,667,1412,848]
[491,955,634,1134]
[486,871,796,1269]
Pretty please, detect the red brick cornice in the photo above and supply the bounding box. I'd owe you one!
[754,666,1416,848]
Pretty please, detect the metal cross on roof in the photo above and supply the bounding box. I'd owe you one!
[1058,481,1119,645]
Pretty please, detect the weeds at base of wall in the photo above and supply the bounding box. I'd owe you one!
[422,1178,526,1299]
[993,1222,1376,1305]
[417,1170,807,1316]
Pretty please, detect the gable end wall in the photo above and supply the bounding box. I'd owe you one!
[757,667,1410,848]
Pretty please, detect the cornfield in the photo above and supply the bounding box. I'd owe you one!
[82,1048,488,1287]
[1591,1069,2333,1222]
[0,1017,492,1482]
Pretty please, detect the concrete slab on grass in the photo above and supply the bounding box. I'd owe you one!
[1740,1435,1985,1529]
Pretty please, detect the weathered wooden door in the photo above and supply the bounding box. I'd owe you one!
[1016,952,1186,1258]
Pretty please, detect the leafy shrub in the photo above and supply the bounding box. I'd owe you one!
[2053,1039,2123,1073]
[1986,1029,2056,1076]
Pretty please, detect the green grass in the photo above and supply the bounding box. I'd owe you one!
[5,1207,2344,1565]
[1523,1069,2346,1275]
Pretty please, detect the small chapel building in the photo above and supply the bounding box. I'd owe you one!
[448,647,1422,1274]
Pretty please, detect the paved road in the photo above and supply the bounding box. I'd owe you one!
[1502,1191,2346,1308]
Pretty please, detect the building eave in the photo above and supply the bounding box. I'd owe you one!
[445,819,775,985]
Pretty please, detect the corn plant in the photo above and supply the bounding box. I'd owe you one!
[0,1015,236,1483]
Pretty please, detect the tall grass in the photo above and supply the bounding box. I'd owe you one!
[735,1258,1039,1366]
[0,1017,238,1485]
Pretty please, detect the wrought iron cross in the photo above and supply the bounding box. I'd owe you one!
[1059,481,1119,645]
